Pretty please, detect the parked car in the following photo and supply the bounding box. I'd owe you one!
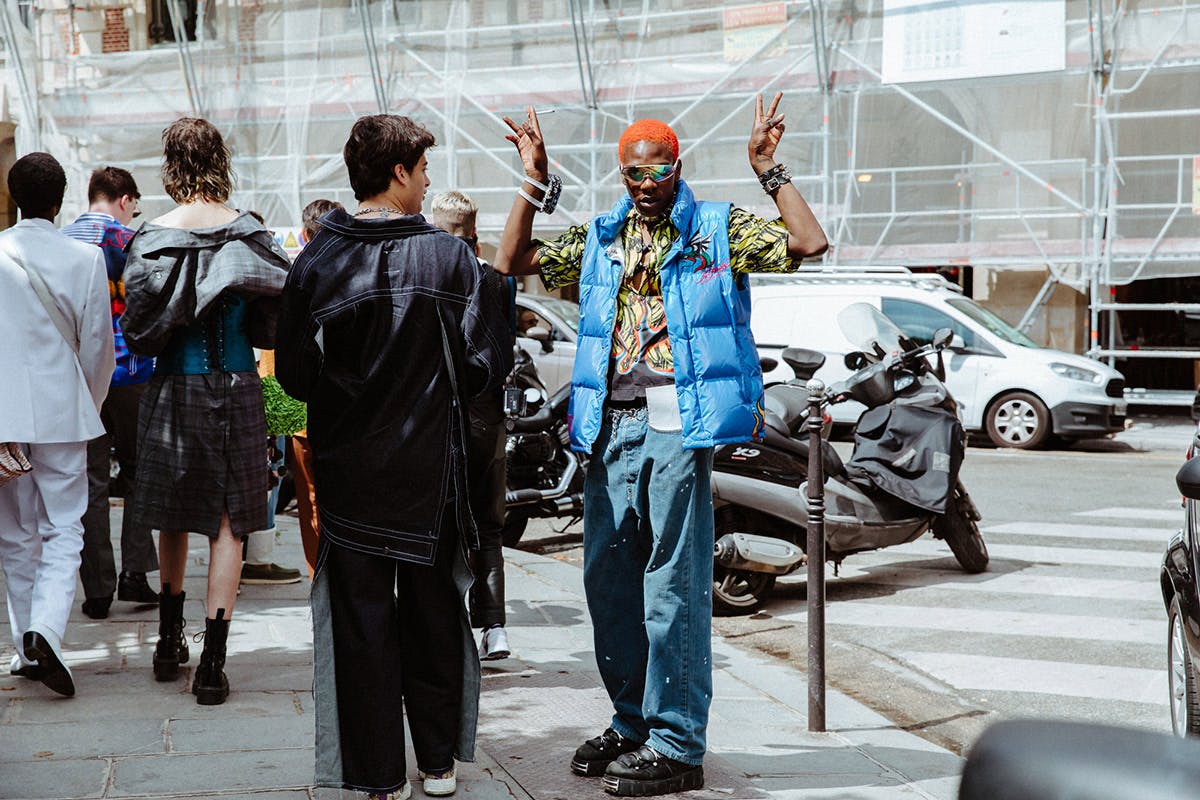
[1165,424,1200,736]
[749,267,1127,449]
[513,294,578,394]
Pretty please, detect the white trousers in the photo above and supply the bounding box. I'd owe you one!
[0,441,88,664]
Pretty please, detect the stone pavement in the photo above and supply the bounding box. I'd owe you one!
[0,509,962,799]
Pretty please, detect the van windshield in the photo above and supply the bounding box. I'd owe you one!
[947,298,1040,348]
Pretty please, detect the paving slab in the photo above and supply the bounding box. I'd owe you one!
[0,509,962,798]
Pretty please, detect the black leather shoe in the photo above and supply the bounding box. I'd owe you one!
[117,572,160,604]
[571,728,643,777]
[22,631,75,697]
[81,596,112,619]
[602,746,703,796]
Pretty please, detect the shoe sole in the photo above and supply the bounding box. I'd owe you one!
[153,657,180,681]
[239,577,303,585]
[481,649,511,661]
[194,686,229,705]
[23,634,75,697]
[602,767,703,796]
[571,757,613,777]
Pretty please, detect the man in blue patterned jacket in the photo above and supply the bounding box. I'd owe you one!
[62,166,160,619]
[495,95,827,797]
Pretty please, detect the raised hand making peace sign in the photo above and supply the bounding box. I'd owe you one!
[748,91,786,172]
[502,106,549,186]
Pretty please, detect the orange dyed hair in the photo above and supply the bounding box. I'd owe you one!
[618,119,679,161]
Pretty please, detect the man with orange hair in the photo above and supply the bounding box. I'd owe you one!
[495,95,827,796]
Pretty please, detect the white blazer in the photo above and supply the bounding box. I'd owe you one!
[0,219,114,443]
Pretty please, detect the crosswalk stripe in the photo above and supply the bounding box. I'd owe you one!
[776,601,1161,644]
[902,652,1168,707]
[889,538,1164,569]
[982,521,1176,543]
[830,567,1154,601]
[1074,507,1182,523]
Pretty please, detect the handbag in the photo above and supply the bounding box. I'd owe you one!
[0,443,32,487]
[0,240,82,487]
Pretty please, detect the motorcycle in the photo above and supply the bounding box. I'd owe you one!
[500,333,586,547]
[709,302,988,614]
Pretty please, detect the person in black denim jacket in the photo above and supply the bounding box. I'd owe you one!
[276,115,511,800]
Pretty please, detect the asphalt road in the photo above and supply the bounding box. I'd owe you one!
[515,411,1197,755]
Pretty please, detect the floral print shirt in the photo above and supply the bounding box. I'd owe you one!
[536,207,798,400]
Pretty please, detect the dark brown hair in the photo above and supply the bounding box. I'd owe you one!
[87,166,139,204]
[301,198,344,241]
[160,117,234,204]
[343,115,435,201]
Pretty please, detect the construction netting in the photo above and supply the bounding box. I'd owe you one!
[2,0,1199,278]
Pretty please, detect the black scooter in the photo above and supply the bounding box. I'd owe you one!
[710,302,988,614]
[500,336,586,547]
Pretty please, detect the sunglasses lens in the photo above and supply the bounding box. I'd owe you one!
[622,164,675,183]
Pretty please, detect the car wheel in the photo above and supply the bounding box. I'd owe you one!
[985,391,1051,449]
[1169,600,1200,736]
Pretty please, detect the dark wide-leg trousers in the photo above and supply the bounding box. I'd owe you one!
[325,531,464,792]
[79,383,158,600]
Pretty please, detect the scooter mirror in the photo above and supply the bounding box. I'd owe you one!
[844,351,871,370]
[1176,456,1200,500]
[759,356,779,373]
[950,333,966,350]
[931,327,954,349]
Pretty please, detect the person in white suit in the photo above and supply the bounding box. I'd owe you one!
[0,152,115,696]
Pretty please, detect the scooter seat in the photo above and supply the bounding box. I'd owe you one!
[763,384,810,436]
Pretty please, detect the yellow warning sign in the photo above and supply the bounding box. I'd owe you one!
[284,231,300,250]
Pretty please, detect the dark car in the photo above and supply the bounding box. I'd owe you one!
[1163,425,1200,736]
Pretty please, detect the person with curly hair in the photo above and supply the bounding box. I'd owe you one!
[120,117,290,706]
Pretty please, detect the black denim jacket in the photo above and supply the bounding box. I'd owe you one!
[275,209,512,565]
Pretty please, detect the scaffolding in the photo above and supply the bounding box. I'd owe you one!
[3,0,1200,400]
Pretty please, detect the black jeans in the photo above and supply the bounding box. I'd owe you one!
[467,406,506,628]
[326,529,464,790]
[79,382,158,600]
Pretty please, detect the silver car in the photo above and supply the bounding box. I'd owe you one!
[514,294,578,394]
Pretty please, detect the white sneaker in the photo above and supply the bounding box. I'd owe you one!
[480,626,511,661]
[366,781,411,800]
[419,766,456,796]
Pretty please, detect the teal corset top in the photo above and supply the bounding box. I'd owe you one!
[155,294,256,375]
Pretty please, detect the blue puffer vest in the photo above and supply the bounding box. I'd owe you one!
[569,180,766,452]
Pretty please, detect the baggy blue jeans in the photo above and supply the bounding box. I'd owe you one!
[582,406,714,766]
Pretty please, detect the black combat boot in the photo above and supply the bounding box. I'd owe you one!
[191,608,230,705]
[152,584,189,681]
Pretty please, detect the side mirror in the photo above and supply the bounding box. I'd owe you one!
[845,351,871,371]
[931,327,954,350]
[1176,456,1200,500]
[759,356,779,373]
[524,325,554,353]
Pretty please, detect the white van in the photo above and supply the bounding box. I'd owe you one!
[750,268,1127,449]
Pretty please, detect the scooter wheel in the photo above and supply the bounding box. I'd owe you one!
[935,501,988,573]
[712,567,776,616]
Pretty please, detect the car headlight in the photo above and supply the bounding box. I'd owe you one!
[1049,362,1104,384]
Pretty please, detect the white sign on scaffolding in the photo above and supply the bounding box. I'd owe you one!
[881,0,1065,84]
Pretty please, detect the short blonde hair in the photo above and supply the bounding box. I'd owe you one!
[161,117,234,204]
[431,190,478,239]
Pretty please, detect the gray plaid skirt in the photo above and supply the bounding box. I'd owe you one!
[131,371,269,538]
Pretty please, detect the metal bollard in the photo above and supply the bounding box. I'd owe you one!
[805,378,827,732]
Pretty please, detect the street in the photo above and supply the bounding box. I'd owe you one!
[518,411,1195,755]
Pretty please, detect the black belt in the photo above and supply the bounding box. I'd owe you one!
[606,396,647,410]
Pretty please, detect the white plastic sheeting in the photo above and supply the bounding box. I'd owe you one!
[1,0,1198,283]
